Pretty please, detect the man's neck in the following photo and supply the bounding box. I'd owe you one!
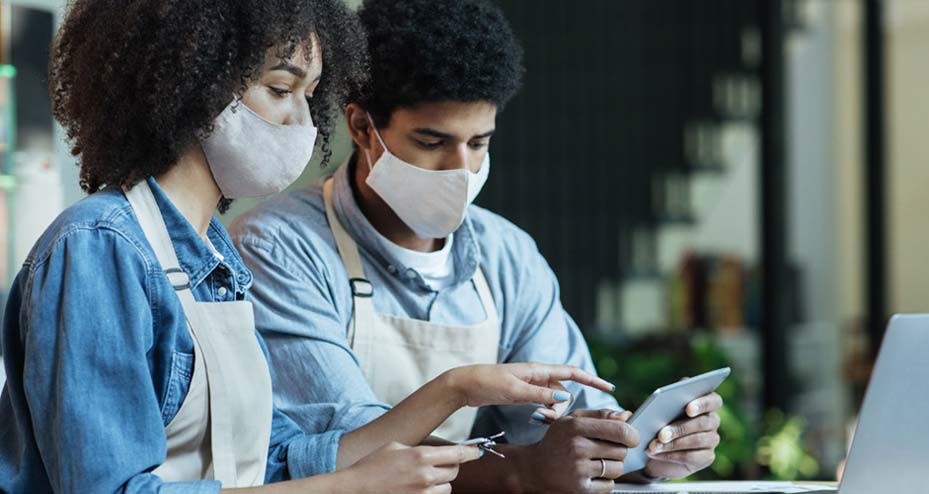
[349,153,445,253]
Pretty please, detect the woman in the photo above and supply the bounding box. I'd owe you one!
[0,1,614,493]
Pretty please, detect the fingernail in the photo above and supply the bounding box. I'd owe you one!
[659,427,673,443]
[479,449,485,458]
[687,403,698,417]
[553,391,571,402]
[531,411,546,421]
[610,383,617,392]
[648,440,658,453]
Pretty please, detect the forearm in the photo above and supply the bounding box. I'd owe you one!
[451,443,534,493]
[221,472,345,494]
[335,371,464,469]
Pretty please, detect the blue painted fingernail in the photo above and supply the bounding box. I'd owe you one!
[479,449,485,458]
[531,411,546,421]
[553,391,571,402]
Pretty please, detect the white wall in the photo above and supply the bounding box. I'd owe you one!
[833,1,865,324]
[887,0,929,313]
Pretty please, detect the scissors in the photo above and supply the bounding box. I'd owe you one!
[460,431,506,458]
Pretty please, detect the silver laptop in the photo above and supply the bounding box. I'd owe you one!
[838,313,929,494]
[615,313,929,494]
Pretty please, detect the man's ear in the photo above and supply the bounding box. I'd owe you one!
[345,103,374,151]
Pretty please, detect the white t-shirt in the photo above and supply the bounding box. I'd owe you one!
[375,232,456,290]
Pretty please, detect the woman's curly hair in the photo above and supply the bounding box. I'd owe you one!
[50,0,367,198]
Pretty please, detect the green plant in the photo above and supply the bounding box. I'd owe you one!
[756,409,820,480]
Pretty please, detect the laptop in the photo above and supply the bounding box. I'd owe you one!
[616,313,929,493]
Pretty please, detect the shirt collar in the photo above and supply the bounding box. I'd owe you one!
[330,155,481,288]
[146,177,253,292]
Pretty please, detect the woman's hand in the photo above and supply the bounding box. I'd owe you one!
[342,442,482,494]
[443,362,615,409]
[336,363,612,471]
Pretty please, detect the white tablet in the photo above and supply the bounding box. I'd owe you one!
[623,367,731,474]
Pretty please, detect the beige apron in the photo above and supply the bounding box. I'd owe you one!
[323,179,500,441]
[124,181,272,487]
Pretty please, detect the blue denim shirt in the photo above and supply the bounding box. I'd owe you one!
[230,159,620,467]
[0,178,343,494]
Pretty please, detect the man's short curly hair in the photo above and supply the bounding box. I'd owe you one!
[50,0,367,195]
[353,0,524,128]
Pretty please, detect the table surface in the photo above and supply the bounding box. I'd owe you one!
[612,480,839,493]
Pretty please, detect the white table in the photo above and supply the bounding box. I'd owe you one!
[613,481,837,493]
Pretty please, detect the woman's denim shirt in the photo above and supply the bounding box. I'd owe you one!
[0,178,343,494]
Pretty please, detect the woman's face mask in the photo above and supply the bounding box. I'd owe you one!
[200,45,323,199]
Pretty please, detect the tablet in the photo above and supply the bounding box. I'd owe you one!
[623,367,731,474]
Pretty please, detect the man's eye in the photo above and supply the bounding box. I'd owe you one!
[417,140,442,150]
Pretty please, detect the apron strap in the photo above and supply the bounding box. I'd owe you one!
[323,179,377,344]
[471,268,499,323]
[123,180,238,485]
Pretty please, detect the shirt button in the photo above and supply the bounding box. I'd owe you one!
[217,286,228,298]
[387,265,398,274]
[405,269,417,279]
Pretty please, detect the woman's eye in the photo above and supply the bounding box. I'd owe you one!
[269,86,291,97]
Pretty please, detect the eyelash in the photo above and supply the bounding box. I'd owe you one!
[269,86,313,103]
[417,140,442,150]
[416,141,489,150]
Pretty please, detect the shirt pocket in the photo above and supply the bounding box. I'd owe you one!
[161,350,194,425]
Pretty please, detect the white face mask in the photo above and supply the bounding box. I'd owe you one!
[201,99,317,199]
[363,114,490,239]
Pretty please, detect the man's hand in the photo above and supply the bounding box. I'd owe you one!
[515,409,639,494]
[641,392,723,479]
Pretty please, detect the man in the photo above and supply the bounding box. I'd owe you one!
[231,0,722,491]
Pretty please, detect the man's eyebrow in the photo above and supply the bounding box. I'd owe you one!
[412,128,496,139]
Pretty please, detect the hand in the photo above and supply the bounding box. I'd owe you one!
[517,409,639,494]
[344,442,482,494]
[444,362,615,409]
[530,382,573,424]
[642,392,723,479]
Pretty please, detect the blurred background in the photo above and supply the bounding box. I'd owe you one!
[1,0,926,482]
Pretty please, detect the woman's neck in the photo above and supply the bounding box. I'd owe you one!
[155,144,222,237]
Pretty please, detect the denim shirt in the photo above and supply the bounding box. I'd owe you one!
[230,159,620,467]
[0,178,342,494]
